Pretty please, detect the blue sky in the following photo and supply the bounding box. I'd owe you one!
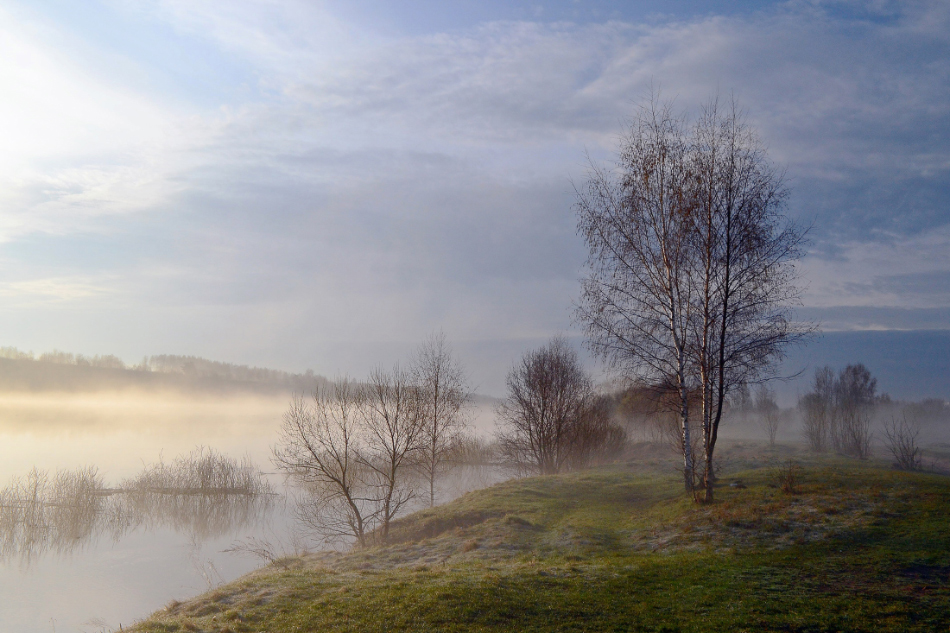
[0,0,947,397]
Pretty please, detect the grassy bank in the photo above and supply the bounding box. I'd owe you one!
[131,452,950,632]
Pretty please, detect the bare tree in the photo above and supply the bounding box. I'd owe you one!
[575,98,699,490]
[728,382,752,422]
[272,380,374,547]
[755,385,780,448]
[576,94,808,499]
[800,367,835,452]
[564,394,628,471]
[800,364,875,459]
[496,338,619,476]
[360,365,424,540]
[273,360,455,546]
[688,98,809,500]
[832,364,876,459]
[411,332,470,507]
[883,414,922,471]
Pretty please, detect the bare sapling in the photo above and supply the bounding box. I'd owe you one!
[411,332,471,508]
[883,414,922,471]
[775,459,802,494]
[755,385,780,448]
[764,412,780,449]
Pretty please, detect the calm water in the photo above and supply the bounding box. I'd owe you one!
[0,390,294,633]
[0,390,499,632]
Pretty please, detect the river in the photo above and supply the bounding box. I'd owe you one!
[0,390,293,633]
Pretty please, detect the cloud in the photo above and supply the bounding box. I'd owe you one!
[0,277,114,303]
[800,226,950,309]
[0,0,947,386]
[114,0,374,75]
[0,4,215,240]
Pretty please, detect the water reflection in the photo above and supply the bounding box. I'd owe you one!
[0,449,275,566]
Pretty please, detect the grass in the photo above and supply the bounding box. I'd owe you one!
[130,452,950,632]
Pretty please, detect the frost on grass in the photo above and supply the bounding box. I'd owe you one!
[632,487,898,553]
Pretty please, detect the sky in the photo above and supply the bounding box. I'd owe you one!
[0,0,947,398]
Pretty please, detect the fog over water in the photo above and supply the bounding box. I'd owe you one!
[0,391,288,483]
[0,389,292,633]
[0,374,500,633]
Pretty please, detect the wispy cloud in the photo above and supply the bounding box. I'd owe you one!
[0,0,947,391]
[0,277,114,303]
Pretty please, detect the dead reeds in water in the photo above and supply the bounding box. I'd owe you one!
[121,446,270,495]
[0,448,274,564]
[0,467,106,563]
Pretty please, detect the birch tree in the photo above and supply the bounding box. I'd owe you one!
[576,94,808,498]
[576,99,699,491]
[689,98,809,500]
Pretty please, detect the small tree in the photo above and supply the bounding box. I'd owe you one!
[272,380,374,546]
[755,385,780,448]
[496,338,621,476]
[832,364,876,459]
[800,364,875,459]
[800,367,834,452]
[883,414,922,471]
[411,332,470,507]
[274,367,428,546]
[564,394,628,471]
[360,365,424,540]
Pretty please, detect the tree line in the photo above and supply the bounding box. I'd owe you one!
[0,346,328,392]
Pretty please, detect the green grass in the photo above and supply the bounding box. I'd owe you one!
[131,454,950,632]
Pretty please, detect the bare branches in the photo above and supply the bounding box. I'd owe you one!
[883,415,922,471]
[496,338,626,476]
[755,385,780,448]
[799,364,875,460]
[273,336,474,546]
[361,365,424,539]
[411,332,471,507]
[576,97,699,490]
[575,93,809,499]
[800,367,835,452]
[272,380,374,547]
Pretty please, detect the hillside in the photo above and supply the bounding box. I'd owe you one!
[129,451,950,632]
[0,354,326,395]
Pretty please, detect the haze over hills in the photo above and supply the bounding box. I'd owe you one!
[0,347,329,395]
[1,331,948,406]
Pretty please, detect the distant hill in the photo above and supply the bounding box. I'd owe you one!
[0,347,328,394]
